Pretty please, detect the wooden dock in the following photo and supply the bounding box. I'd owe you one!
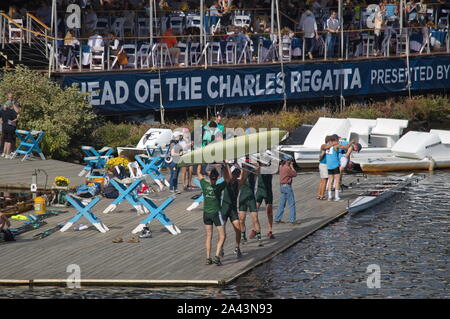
[0,157,365,287]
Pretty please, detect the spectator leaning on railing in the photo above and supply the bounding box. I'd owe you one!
[325,11,339,58]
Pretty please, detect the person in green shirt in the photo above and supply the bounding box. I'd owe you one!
[197,163,231,266]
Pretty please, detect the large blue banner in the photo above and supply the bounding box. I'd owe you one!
[61,55,450,114]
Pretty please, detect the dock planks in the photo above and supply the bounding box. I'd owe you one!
[0,157,364,287]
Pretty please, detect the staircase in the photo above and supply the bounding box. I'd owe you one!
[0,42,49,70]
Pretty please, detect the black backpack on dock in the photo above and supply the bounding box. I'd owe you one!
[0,229,15,242]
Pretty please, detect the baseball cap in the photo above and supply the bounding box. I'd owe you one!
[282,154,293,162]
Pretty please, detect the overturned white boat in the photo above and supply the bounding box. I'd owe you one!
[348,173,415,214]
[352,130,450,172]
[280,117,409,168]
[117,128,173,158]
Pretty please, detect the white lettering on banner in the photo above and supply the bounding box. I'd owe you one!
[302,70,311,92]
[322,70,333,90]
[437,65,443,79]
[166,78,177,101]
[149,79,160,102]
[231,75,243,97]
[290,68,361,93]
[219,75,231,98]
[87,82,100,105]
[101,81,115,105]
[244,74,255,96]
[116,81,129,104]
[207,76,219,99]
[135,79,149,103]
[311,70,322,92]
[191,77,202,100]
[255,74,265,96]
[369,65,450,85]
[178,77,190,100]
[276,72,285,94]
[265,73,276,95]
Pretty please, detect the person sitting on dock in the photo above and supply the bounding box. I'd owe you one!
[197,164,230,266]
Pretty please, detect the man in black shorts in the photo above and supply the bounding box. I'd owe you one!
[221,164,245,258]
[238,158,263,247]
[255,166,275,239]
[197,164,230,266]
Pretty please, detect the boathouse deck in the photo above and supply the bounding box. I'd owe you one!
[0,157,364,287]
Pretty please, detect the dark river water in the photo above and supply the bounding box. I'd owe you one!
[0,172,448,299]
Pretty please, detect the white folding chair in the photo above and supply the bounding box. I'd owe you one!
[96,18,109,34]
[233,15,251,28]
[111,17,125,38]
[152,43,172,67]
[281,38,292,62]
[138,44,152,68]
[169,16,184,35]
[137,18,149,38]
[208,42,222,64]
[90,46,105,70]
[237,40,253,64]
[110,45,124,70]
[225,42,237,64]
[122,44,137,68]
[189,42,201,65]
[396,33,408,55]
[362,33,375,56]
[9,19,23,43]
[186,14,201,30]
[176,42,188,66]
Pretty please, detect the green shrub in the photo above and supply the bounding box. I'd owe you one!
[0,66,96,159]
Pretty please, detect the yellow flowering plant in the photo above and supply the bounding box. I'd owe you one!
[106,157,130,170]
[54,176,70,186]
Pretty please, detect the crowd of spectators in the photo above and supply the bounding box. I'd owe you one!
[3,0,450,68]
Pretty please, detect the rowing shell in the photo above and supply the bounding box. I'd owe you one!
[348,173,415,214]
[177,130,288,167]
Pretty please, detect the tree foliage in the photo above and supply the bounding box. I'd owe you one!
[0,66,96,159]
